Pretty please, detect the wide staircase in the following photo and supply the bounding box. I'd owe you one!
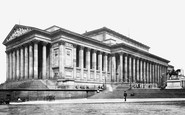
[89,83,185,99]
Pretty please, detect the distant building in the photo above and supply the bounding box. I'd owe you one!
[3,24,170,87]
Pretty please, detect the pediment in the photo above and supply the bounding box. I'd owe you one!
[3,24,33,45]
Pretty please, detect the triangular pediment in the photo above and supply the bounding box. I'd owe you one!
[3,24,33,45]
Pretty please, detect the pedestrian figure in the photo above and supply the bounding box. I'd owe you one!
[124,91,127,101]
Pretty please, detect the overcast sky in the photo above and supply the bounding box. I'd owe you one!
[0,0,184,83]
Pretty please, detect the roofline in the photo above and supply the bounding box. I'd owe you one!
[111,43,170,63]
[83,27,150,49]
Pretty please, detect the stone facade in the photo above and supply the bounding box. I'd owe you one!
[3,25,169,87]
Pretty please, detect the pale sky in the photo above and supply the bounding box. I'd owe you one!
[0,0,184,84]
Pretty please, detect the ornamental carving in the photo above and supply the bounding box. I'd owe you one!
[7,28,31,41]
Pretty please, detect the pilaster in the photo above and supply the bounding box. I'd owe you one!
[59,41,65,79]
[73,44,77,80]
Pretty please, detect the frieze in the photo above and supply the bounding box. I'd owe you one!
[7,28,31,42]
[65,42,73,47]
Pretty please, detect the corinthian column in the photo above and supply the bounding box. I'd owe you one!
[16,49,20,80]
[104,53,108,82]
[24,45,28,79]
[42,43,47,79]
[6,52,9,81]
[34,42,38,79]
[140,59,143,83]
[112,54,116,82]
[124,54,128,82]
[9,52,12,80]
[29,43,33,79]
[136,58,140,82]
[129,55,132,82]
[13,51,16,80]
[120,53,123,82]
[143,60,146,84]
[86,48,90,80]
[20,47,24,79]
[79,46,84,80]
[99,51,102,82]
[132,57,135,83]
[92,50,96,81]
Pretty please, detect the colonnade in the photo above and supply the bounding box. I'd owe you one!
[6,41,168,86]
[75,45,168,84]
[6,41,49,81]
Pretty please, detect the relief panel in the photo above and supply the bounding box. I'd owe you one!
[52,48,59,67]
[65,48,72,67]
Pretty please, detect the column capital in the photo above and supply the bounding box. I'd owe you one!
[104,52,108,56]
[86,47,91,51]
[32,40,40,44]
[59,40,65,45]
[93,49,97,53]
[41,41,48,46]
[98,51,102,54]
[80,46,84,50]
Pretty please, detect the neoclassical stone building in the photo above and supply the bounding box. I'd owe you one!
[3,24,169,87]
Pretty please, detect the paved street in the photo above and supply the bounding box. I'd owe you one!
[10,98,185,105]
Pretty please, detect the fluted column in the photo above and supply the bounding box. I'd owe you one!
[159,65,161,85]
[92,50,96,81]
[133,57,136,83]
[29,44,33,79]
[140,59,143,83]
[104,53,108,82]
[20,47,24,79]
[6,52,9,81]
[34,42,38,79]
[143,60,146,84]
[99,51,102,82]
[149,62,152,83]
[136,58,140,82]
[86,48,90,80]
[12,51,16,80]
[24,46,28,79]
[124,54,128,82]
[16,49,20,80]
[49,46,54,78]
[79,46,84,80]
[9,52,12,80]
[120,53,123,82]
[153,63,155,83]
[128,56,132,82]
[112,54,116,82]
[42,43,47,79]
[147,62,150,83]
[108,54,112,82]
